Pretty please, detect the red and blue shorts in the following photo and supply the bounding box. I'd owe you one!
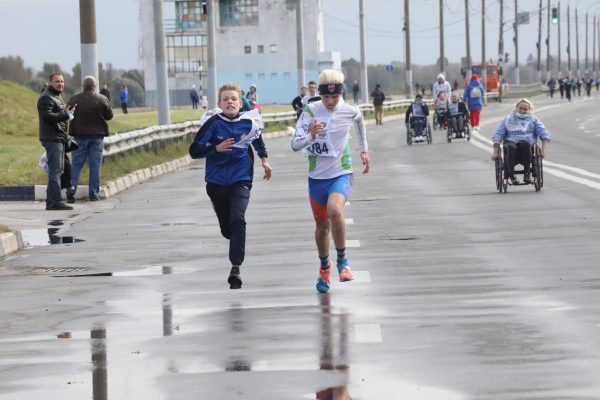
[308,174,353,221]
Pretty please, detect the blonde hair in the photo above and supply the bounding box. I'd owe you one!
[318,69,345,85]
[513,98,534,114]
[218,83,242,100]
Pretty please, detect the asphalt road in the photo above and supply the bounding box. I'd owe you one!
[1,93,600,399]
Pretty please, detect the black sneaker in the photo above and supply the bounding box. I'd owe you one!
[510,176,519,185]
[66,187,75,204]
[523,173,533,184]
[228,266,242,289]
[46,203,73,211]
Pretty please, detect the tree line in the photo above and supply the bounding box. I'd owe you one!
[0,56,145,107]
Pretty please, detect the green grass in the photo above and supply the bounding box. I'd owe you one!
[0,224,11,233]
[0,81,292,185]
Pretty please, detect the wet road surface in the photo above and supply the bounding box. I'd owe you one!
[2,96,600,399]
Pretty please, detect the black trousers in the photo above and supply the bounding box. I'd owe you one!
[449,115,465,135]
[206,181,252,266]
[504,141,532,178]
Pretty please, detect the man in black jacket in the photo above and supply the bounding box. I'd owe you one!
[38,72,76,210]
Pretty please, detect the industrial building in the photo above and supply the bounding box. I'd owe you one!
[139,0,340,106]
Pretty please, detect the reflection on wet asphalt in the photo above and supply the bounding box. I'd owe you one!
[20,227,84,247]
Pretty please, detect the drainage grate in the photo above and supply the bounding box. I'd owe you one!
[32,267,89,274]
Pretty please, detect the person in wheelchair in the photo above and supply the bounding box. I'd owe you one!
[447,92,469,138]
[491,98,550,185]
[433,92,449,129]
[405,93,429,142]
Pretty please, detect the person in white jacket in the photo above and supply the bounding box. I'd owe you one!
[432,73,451,101]
[292,69,370,294]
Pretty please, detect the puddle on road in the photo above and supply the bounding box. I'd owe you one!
[21,228,84,247]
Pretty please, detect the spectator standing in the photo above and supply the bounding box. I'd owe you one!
[547,77,556,98]
[370,84,386,125]
[351,80,360,103]
[37,72,76,210]
[463,74,485,130]
[292,86,308,119]
[100,84,111,101]
[190,84,200,109]
[585,77,593,97]
[452,79,459,91]
[558,76,565,99]
[302,80,320,107]
[67,76,114,201]
[246,84,258,106]
[119,83,129,114]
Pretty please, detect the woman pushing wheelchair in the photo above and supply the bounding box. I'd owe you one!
[491,98,550,187]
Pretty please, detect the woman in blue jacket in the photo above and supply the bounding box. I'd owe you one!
[189,83,272,289]
[463,74,485,129]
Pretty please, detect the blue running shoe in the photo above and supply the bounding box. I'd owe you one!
[316,261,331,293]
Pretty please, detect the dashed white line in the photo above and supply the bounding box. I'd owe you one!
[346,240,360,248]
[354,324,383,343]
[345,218,354,225]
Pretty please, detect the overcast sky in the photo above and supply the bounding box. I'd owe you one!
[1,0,599,72]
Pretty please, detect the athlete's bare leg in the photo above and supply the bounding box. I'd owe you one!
[327,193,346,250]
[315,219,331,258]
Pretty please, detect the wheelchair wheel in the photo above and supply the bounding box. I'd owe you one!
[433,113,438,130]
[446,125,452,143]
[406,129,413,146]
[533,145,543,191]
[465,123,471,141]
[426,122,432,144]
[495,154,503,193]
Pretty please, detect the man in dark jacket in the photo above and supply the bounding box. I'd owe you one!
[67,76,114,201]
[38,72,76,210]
[370,84,386,125]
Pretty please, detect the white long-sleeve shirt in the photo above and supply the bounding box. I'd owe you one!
[432,81,451,100]
[292,98,367,179]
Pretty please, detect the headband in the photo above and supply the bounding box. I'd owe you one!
[318,83,343,95]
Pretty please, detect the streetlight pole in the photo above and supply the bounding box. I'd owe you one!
[440,0,445,74]
[358,0,368,104]
[404,0,412,98]
[514,0,520,84]
[482,0,487,93]
[465,0,472,82]
[546,0,551,78]
[558,1,562,73]
[537,0,543,82]
[296,0,305,91]
[567,5,571,74]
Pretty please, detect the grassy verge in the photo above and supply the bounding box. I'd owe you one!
[0,225,11,233]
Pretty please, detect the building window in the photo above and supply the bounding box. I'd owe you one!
[219,0,259,27]
[283,72,291,81]
[244,45,251,54]
[166,33,207,75]
[258,73,265,81]
[270,44,277,53]
[245,73,252,82]
[270,73,278,81]
[175,1,207,31]
[257,45,264,54]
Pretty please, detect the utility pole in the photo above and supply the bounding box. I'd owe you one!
[585,11,589,71]
[558,1,561,73]
[153,0,170,124]
[567,5,571,74]
[296,0,305,91]
[514,0,520,85]
[537,0,542,82]
[439,0,445,74]
[79,0,99,91]
[465,0,472,82]
[576,7,580,75]
[358,0,368,104]
[498,0,504,101]
[404,0,413,98]
[546,0,550,78]
[594,15,597,74]
[206,0,217,109]
[482,0,487,93]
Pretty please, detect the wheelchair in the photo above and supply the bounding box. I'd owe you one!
[446,114,471,143]
[494,142,544,193]
[433,108,448,130]
[406,116,432,146]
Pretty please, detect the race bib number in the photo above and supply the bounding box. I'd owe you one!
[303,121,338,157]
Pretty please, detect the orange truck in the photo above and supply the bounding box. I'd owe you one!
[471,64,502,91]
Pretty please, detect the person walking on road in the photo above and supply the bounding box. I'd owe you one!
[37,72,76,210]
[292,86,308,119]
[189,83,272,290]
[67,76,114,202]
[302,80,320,108]
[351,80,360,103]
[119,83,129,114]
[547,77,556,98]
[292,69,370,294]
[463,74,485,130]
[370,84,386,125]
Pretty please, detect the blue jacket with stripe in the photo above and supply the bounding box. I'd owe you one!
[188,112,268,186]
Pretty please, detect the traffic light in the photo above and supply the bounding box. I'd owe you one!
[551,7,558,24]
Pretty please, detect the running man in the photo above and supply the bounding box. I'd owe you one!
[292,69,370,293]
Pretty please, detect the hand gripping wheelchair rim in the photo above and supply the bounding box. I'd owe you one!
[446,115,471,143]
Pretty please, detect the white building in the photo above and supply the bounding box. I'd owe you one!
[140,0,339,106]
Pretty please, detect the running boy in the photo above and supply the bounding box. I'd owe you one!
[292,69,370,293]
[189,83,272,289]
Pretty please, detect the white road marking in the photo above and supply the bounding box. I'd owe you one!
[345,218,354,225]
[345,201,350,206]
[354,324,383,343]
[346,240,360,248]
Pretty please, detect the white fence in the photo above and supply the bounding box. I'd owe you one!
[103,99,433,158]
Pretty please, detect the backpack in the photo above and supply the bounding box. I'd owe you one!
[470,86,482,98]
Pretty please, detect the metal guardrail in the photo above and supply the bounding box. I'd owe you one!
[103,99,433,158]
